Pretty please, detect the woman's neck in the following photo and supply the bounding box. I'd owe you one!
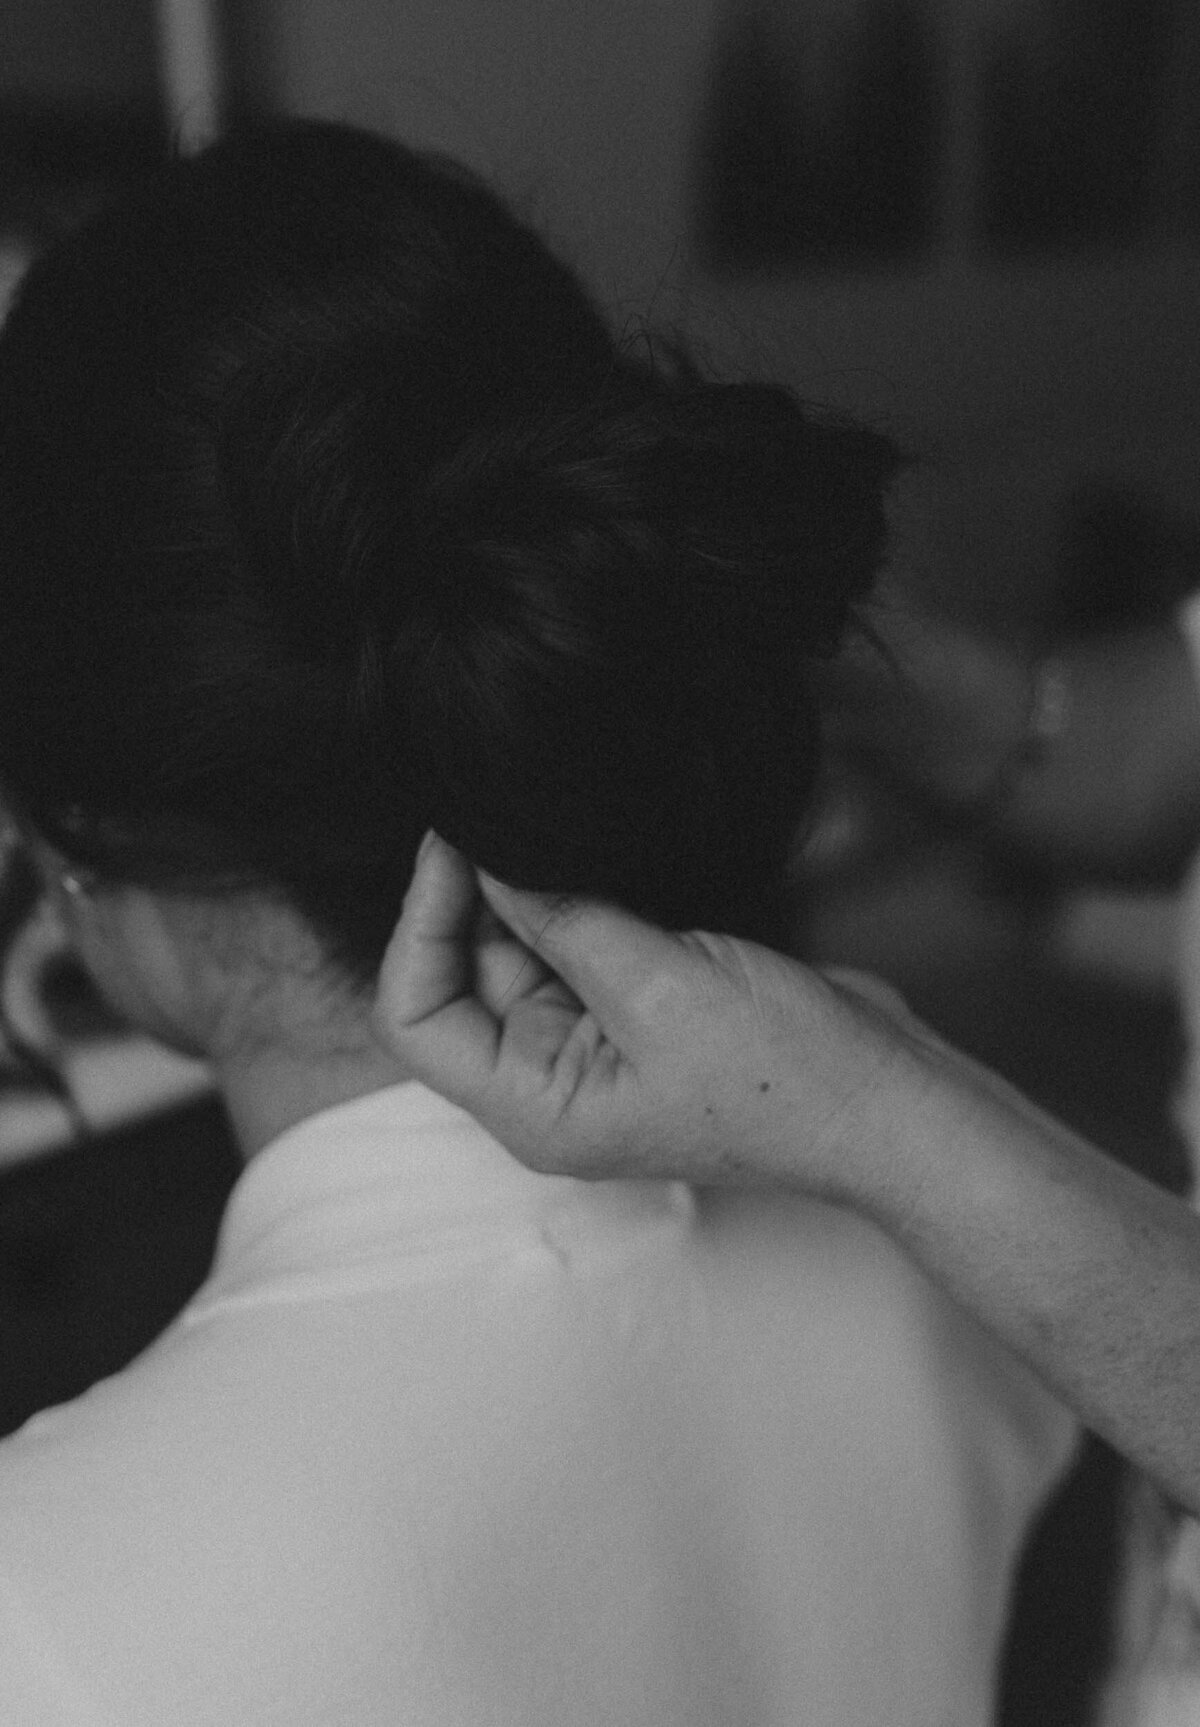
[216,1033,415,1161]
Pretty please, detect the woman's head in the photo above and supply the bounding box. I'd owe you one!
[0,119,901,994]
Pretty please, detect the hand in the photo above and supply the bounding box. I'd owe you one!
[375,832,920,1193]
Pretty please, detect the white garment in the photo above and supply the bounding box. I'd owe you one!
[0,1081,1074,1726]
[1101,592,1200,1727]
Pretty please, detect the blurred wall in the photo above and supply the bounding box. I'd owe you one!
[2,0,159,109]
[258,0,1200,626]
[258,0,715,320]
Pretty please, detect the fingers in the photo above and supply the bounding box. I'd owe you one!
[375,833,500,1093]
[380,830,704,1092]
[472,901,566,1018]
[380,832,477,1023]
[475,873,688,1048]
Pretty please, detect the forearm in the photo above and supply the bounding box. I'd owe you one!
[839,1044,1200,1511]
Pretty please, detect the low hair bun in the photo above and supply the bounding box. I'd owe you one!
[370,371,903,938]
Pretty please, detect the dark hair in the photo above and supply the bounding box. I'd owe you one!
[0,119,901,982]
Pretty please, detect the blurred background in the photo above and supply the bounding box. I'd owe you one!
[4,3,1200,1720]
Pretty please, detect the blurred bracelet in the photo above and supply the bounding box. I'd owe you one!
[976,655,1072,823]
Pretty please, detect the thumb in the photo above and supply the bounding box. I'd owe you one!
[477,875,690,1052]
[374,832,500,1096]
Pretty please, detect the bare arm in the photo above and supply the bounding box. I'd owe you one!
[844,1016,1200,1512]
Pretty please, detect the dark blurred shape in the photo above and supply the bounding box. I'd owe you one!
[0,0,274,248]
[1,0,159,110]
[0,0,165,241]
[1050,479,1200,635]
[0,843,93,1133]
[979,0,1176,252]
[694,0,941,273]
[0,112,164,247]
[214,0,276,128]
[0,1093,239,1437]
[0,842,40,984]
[999,1436,1130,1727]
[1183,19,1200,234]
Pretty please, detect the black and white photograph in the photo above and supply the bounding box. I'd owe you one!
[4,4,1200,1725]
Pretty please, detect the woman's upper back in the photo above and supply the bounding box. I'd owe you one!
[0,1083,1074,1726]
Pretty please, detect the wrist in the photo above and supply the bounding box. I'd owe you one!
[784,976,945,1220]
[838,1041,955,1227]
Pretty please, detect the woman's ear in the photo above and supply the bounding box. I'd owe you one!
[45,872,214,1059]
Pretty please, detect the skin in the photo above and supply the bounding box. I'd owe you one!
[378,831,1200,1516]
[27,839,412,1161]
